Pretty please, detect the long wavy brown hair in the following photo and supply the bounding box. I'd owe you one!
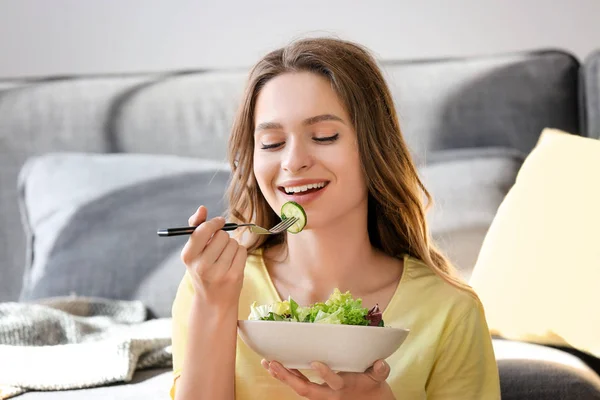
[226,37,473,293]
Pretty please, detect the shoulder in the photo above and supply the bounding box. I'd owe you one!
[403,255,483,322]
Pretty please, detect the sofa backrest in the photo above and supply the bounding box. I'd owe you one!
[0,49,582,301]
[583,50,600,138]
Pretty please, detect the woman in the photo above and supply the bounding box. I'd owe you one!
[170,37,501,400]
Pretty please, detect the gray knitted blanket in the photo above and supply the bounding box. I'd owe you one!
[0,297,172,399]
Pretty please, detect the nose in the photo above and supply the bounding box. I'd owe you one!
[281,137,312,173]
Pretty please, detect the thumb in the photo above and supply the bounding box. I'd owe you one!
[365,360,390,383]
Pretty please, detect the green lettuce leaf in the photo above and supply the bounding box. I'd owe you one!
[248,288,385,327]
[248,300,291,321]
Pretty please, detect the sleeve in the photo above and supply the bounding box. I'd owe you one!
[170,271,195,400]
[426,298,501,400]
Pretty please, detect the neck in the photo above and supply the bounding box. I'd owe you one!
[279,204,379,297]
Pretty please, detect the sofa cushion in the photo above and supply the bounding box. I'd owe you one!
[470,128,600,359]
[385,50,580,160]
[421,147,524,280]
[494,339,600,400]
[17,152,230,318]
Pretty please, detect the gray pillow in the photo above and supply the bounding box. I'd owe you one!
[420,147,524,280]
[17,152,231,318]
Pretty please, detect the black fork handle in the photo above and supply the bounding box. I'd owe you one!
[157,223,239,237]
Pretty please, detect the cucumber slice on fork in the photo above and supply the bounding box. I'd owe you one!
[280,201,307,233]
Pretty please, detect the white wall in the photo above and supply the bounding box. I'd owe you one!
[0,0,598,78]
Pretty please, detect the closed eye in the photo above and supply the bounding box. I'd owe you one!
[260,141,284,150]
[260,133,339,149]
[313,133,339,143]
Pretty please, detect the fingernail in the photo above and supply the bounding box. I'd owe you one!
[375,361,385,373]
[310,362,322,371]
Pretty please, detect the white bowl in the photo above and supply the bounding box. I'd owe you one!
[237,320,410,373]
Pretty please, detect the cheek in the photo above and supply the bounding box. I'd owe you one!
[340,151,368,199]
[253,152,277,192]
[332,144,364,184]
[349,157,367,191]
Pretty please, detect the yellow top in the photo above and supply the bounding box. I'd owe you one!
[170,251,501,399]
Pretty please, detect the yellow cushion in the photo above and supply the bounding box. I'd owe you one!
[469,128,600,358]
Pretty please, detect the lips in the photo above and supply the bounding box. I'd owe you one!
[276,180,330,205]
[278,181,329,194]
[280,182,328,195]
[279,186,325,196]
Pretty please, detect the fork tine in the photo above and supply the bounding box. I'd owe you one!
[269,218,291,230]
[281,217,298,230]
[271,217,298,233]
[272,221,294,233]
[271,218,294,230]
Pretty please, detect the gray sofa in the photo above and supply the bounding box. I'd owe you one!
[1,48,600,399]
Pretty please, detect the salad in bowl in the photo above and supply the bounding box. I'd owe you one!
[248,288,385,327]
[238,289,408,373]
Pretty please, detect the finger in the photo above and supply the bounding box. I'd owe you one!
[262,360,309,382]
[229,244,248,277]
[261,359,281,380]
[201,229,231,268]
[270,361,329,399]
[311,361,344,391]
[364,359,390,383]
[181,216,225,263]
[188,205,207,226]
[288,368,311,382]
[216,237,239,270]
[261,359,270,370]
[180,217,226,267]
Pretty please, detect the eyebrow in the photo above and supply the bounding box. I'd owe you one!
[255,113,345,131]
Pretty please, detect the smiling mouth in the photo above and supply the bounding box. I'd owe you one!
[278,182,329,195]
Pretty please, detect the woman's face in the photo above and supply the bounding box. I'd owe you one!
[253,71,368,230]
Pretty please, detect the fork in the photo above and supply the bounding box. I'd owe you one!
[157,217,298,237]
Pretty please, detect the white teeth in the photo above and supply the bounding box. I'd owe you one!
[283,182,326,194]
